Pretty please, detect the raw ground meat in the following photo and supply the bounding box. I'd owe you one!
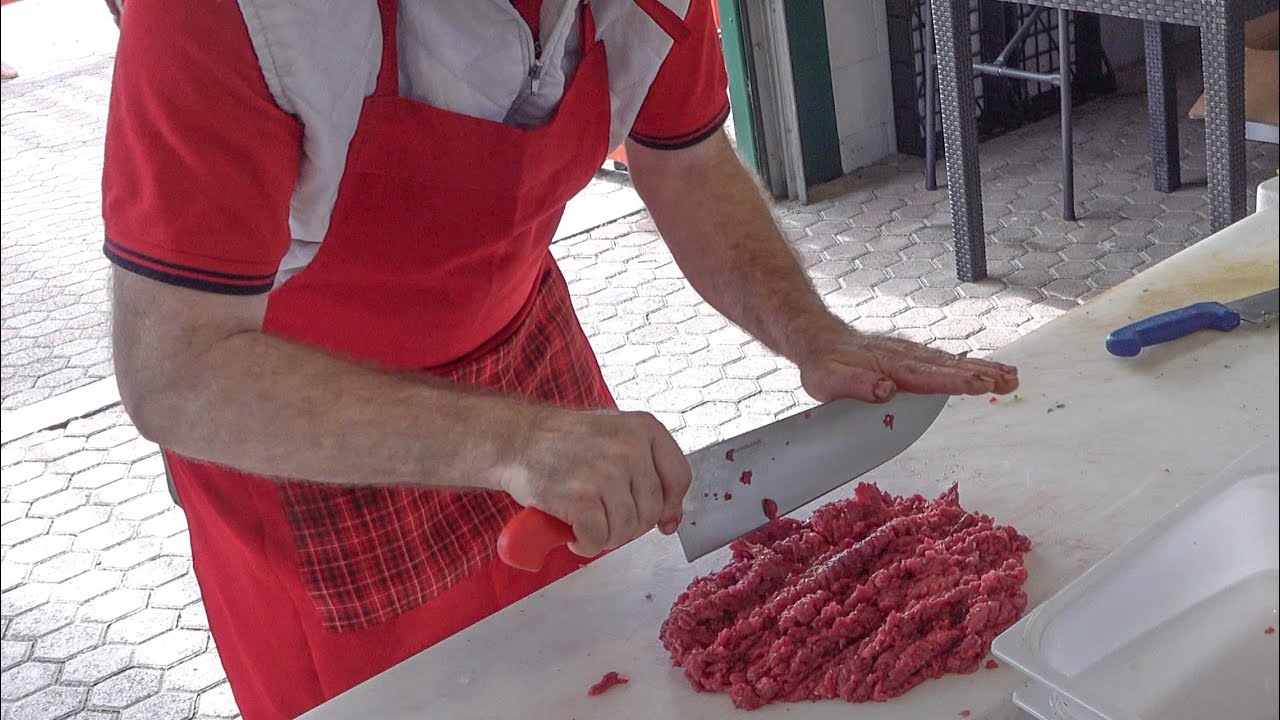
[659,482,1031,710]
[588,671,629,696]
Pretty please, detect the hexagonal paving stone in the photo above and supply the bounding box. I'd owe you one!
[78,588,149,624]
[2,517,52,547]
[149,575,203,610]
[7,686,88,720]
[722,357,781,381]
[1,660,58,701]
[7,602,78,641]
[645,388,704,414]
[72,521,137,554]
[196,681,239,718]
[48,505,112,536]
[682,402,741,427]
[1043,278,1092,300]
[119,692,196,720]
[737,392,796,418]
[31,622,104,663]
[177,603,209,631]
[930,317,984,340]
[105,608,178,645]
[7,473,71,504]
[164,650,227,693]
[88,666,164,709]
[29,552,96,585]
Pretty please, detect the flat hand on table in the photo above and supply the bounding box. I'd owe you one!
[798,329,1019,403]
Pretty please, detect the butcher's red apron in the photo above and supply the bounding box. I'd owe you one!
[165,2,615,718]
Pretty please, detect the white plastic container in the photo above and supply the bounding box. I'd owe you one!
[993,443,1280,720]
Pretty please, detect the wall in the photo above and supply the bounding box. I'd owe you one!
[823,0,898,173]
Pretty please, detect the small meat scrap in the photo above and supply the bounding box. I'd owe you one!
[959,711,971,718]
[644,593,654,602]
[724,492,733,501]
[588,671,629,696]
[1266,626,1276,635]
[660,483,1032,710]
[985,659,999,670]
[883,413,895,430]
[740,470,753,486]
[988,396,999,404]
[761,497,779,521]
[726,449,735,462]
[804,411,813,419]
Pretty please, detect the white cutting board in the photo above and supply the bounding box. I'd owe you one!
[303,213,1279,720]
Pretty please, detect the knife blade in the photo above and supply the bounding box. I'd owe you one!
[676,392,948,562]
[495,393,948,570]
[1105,287,1279,357]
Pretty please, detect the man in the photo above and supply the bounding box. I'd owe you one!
[104,0,1018,717]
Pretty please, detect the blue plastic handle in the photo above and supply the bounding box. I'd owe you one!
[1105,302,1241,357]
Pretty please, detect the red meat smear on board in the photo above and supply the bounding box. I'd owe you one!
[659,482,1032,710]
[726,449,735,462]
[883,413,895,430]
[761,498,779,521]
[959,711,971,718]
[985,659,999,669]
[740,471,753,486]
[724,492,733,501]
[804,411,813,419]
[1266,626,1276,635]
[588,671,629,696]
[644,593,654,602]
[988,396,999,404]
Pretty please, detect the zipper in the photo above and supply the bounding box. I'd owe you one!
[503,0,580,121]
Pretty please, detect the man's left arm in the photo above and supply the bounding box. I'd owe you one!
[625,130,1018,403]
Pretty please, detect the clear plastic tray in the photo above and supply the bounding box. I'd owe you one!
[993,443,1280,720]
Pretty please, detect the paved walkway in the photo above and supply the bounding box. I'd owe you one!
[3,1,1278,716]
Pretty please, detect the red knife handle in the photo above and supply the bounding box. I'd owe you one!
[497,508,576,572]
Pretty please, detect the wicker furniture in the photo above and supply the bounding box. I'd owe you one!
[930,0,1279,282]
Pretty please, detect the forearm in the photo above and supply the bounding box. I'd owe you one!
[119,325,529,491]
[627,131,844,365]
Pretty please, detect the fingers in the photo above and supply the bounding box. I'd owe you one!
[567,497,609,558]
[805,361,897,403]
[646,416,692,534]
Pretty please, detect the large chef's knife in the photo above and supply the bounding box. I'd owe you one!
[1106,288,1279,357]
[496,392,948,570]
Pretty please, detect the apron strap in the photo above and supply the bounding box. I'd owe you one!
[375,0,400,97]
[580,0,597,47]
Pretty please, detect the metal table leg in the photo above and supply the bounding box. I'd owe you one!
[923,1,939,192]
[1058,8,1075,221]
[930,0,987,282]
[1143,21,1182,193]
[1201,0,1248,230]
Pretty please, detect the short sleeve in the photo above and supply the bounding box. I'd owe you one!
[627,0,731,150]
[102,0,302,295]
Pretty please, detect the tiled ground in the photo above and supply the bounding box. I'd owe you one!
[4,1,1280,716]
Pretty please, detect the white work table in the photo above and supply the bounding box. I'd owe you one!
[303,210,1279,720]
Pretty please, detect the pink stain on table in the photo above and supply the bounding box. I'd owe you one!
[588,671,629,696]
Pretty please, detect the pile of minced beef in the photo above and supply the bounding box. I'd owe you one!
[660,483,1031,710]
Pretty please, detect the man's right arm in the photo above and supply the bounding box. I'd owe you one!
[112,268,690,554]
